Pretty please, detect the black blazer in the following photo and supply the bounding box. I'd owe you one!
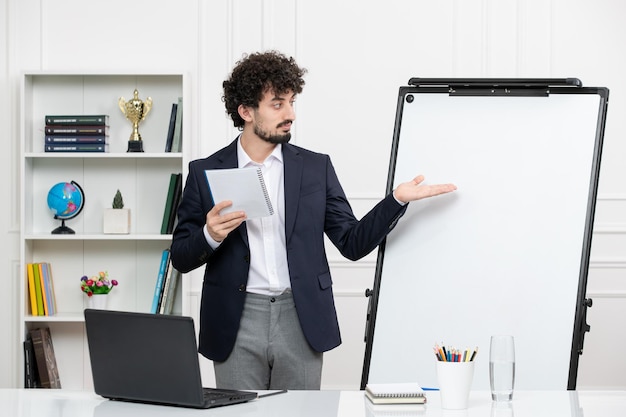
[170,140,407,362]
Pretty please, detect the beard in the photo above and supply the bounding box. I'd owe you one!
[254,121,292,144]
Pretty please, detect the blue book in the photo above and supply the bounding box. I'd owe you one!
[40,262,56,316]
[150,249,170,314]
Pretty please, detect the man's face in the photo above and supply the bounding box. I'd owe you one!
[251,89,296,144]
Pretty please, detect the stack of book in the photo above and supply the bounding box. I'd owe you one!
[26,262,57,316]
[24,327,61,388]
[150,248,181,314]
[161,173,183,234]
[164,97,183,152]
[44,115,109,153]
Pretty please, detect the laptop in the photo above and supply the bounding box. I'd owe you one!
[84,309,258,409]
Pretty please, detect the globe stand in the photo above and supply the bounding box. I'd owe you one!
[47,180,84,235]
[51,218,76,234]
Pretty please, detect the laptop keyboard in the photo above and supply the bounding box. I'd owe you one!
[202,388,254,404]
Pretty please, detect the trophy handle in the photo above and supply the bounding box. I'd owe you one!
[143,97,153,120]
[118,97,127,116]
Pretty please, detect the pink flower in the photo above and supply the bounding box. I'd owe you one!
[80,271,119,295]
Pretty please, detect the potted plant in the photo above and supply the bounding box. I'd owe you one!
[103,189,130,234]
[81,271,119,309]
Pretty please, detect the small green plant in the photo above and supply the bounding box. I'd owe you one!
[112,189,124,209]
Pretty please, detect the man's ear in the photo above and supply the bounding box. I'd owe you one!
[238,105,253,122]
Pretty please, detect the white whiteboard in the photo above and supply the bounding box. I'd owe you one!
[364,85,606,391]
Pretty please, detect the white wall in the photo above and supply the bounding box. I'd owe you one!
[2,0,626,390]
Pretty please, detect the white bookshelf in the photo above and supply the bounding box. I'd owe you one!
[19,72,190,389]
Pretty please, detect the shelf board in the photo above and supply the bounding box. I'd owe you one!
[24,70,185,77]
[25,152,182,159]
[25,233,172,241]
[25,312,85,323]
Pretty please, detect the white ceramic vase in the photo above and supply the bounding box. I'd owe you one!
[87,294,108,310]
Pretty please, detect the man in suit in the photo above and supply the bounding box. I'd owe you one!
[170,51,456,390]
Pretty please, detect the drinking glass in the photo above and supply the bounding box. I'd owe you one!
[489,335,515,401]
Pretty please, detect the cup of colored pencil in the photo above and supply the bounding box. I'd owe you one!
[434,343,478,362]
[434,343,478,409]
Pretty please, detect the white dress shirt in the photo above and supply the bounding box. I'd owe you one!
[204,138,290,295]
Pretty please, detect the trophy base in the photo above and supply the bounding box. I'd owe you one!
[127,140,144,152]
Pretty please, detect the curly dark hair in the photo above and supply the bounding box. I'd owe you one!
[222,51,307,129]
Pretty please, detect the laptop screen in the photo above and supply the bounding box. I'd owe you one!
[84,309,256,408]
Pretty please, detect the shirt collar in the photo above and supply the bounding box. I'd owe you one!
[237,136,283,168]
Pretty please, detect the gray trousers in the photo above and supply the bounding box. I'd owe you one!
[213,291,323,390]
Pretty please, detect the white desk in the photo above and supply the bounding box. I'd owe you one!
[1,389,625,416]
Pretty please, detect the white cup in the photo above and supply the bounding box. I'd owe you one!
[436,361,475,409]
[489,335,515,401]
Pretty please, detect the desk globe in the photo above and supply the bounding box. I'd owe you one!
[47,181,85,234]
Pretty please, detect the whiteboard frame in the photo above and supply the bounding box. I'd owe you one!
[360,78,609,390]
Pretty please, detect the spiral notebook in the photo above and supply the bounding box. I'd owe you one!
[205,167,274,219]
[365,383,426,404]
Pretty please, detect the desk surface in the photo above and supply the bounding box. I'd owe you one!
[1,389,625,416]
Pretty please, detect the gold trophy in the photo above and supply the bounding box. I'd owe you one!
[118,89,152,152]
